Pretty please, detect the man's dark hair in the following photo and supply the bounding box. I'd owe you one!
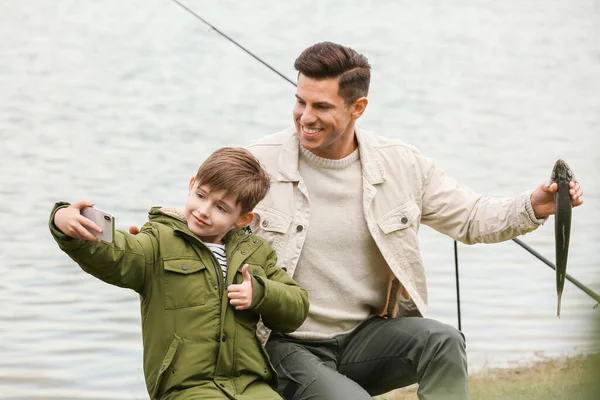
[294,41,371,106]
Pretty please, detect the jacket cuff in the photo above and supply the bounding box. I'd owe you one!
[250,276,266,310]
[49,202,86,250]
[523,192,547,225]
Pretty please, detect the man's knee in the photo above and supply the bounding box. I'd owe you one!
[418,321,467,366]
[402,319,466,362]
[428,323,465,347]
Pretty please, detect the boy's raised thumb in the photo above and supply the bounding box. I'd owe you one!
[241,264,252,282]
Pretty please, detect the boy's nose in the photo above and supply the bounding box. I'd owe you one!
[197,205,210,217]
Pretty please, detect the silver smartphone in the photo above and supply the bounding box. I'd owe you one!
[81,206,115,243]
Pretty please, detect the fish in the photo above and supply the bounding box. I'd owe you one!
[550,159,575,318]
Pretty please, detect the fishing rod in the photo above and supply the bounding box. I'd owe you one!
[512,238,600,304]
[170,0,466,329]
[168,0,598,328]
[169,0,296,87]
[454,241,462,331]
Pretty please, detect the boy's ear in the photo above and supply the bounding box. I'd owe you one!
[188,177,196,191]
[235,212,254,228]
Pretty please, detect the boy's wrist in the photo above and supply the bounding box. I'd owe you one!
[249,276,265,310]
[48,202,82,247]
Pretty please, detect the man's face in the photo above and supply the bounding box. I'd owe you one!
[184,180,247,244]
[293,74,359,159]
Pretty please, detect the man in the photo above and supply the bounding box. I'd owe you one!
[243,42,583,400]
[131,42,583,400]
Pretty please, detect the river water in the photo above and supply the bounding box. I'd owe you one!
[1,0,599,398]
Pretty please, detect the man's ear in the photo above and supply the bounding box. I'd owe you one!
[188,177,196,191]
[235,212,255,228]
[350,97,368,120]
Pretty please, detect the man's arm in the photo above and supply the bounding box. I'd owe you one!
[419,158,583,244]
[50,201,158,294]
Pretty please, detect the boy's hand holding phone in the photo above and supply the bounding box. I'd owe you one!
[227,264,254,310]
[54,200,113,243]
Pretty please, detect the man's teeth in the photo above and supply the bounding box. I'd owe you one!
[303,127,321,134]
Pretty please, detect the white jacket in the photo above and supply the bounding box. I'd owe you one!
[247,126,543,318]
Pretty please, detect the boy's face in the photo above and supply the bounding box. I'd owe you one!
[184,179,253,244]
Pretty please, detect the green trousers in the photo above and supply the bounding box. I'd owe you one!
[265,317,469,400]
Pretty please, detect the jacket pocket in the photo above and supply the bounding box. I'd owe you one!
[150,333,182,400]
[376,200,422,261]
[257,337,278,389]
[253,206,292,256]
[163,259,209,309]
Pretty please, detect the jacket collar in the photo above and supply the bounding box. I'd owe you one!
[276,126,385,185]
[152,206,249,247]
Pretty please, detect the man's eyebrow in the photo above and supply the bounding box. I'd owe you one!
[295,94,334,107]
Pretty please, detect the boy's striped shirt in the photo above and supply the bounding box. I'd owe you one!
[205,243,227,281]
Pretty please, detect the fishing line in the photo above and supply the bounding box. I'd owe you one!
[167,0,598,325]
[168,0,465,329]
[169,0,296,87]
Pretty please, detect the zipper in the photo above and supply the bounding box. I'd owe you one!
[174,229,251,296]
[228,235,251,283]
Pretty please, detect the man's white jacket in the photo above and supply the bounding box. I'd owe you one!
[247,126,543,318]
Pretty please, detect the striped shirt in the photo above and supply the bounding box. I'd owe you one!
[205,243,227,281]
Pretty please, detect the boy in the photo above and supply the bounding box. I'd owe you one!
[49,147,309,400]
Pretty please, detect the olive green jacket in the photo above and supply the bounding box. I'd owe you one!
[49,203,309,399]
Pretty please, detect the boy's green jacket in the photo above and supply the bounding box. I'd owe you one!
[49,203,309,399]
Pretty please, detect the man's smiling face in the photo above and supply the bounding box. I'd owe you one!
[293,74,358,159]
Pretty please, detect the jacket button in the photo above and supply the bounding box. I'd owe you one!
[401,217,408,224]
[296,225,303,232]
[213,285,218,290]
[241,251,247,255]
[253,269,259,275]
[262,220,269,227]
[221,335,227,342]
[253,239,259,244]
[171,369,177,374]
[181,264,188,271]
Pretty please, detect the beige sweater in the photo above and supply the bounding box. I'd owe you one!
[288,146,392,340]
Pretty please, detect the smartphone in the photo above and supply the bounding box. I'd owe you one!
[81,207,115,243]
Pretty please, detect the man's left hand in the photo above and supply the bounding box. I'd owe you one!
[531,180,583,219]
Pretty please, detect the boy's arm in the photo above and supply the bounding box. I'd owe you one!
[49,202,158,294]
[249,249,309,333]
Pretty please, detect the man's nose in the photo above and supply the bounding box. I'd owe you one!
[300,106,317,125]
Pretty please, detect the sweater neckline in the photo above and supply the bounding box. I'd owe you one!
[299,146,360,169]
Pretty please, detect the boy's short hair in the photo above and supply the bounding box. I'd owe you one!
[194,147,270,213]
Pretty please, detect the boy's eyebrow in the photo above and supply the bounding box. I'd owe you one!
[217,196,236,210]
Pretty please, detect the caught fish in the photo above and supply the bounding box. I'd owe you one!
[550,159,574,318]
